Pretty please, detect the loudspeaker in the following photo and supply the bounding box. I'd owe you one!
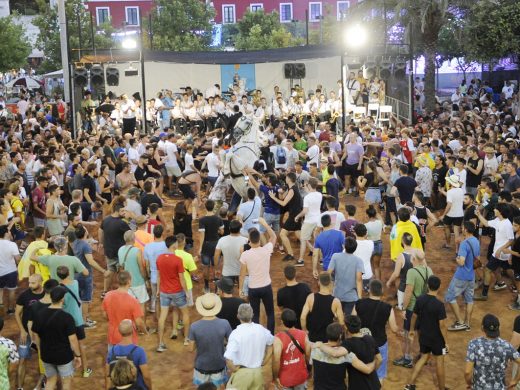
[394,58,407,79]
[293,63,306,79]
[106,67,119,86]
[284,63,293,79]
[364,57,377,79]
[379,56,392,79]
[74,67,88,87]
[284,63,306,79]
[90,64,104,86]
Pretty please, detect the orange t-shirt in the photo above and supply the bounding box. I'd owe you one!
[134,230,154,252]
[102,290,143,345]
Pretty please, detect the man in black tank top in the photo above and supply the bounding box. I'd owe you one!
[268,172,302,261]
[300,272,344,342]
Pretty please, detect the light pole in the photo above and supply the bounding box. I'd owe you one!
[340,24,367,135]
[122,35,147,134]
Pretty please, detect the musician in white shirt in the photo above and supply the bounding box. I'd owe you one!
[346,72,360,105]
[205,83,221,99]
[238,95,254,116]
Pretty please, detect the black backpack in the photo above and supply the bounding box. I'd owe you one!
[108,345,138,375]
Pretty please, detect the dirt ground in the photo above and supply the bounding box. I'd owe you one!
[6,196,520,390]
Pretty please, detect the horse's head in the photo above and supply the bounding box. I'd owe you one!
[232,116,252,140]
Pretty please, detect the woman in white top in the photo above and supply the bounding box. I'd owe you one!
[364,205,384,281]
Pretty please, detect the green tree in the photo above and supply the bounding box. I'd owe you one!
[147,0,214,51]
[234,10,302,50]
[0,16,31,71]
[33,0,115,73]
[464,0,520,64]
[437,15,478,81]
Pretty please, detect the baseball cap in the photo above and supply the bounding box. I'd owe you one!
[216,277,234,294]
[482,314,500,337]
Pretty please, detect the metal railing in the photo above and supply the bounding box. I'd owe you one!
[385,95,412,124]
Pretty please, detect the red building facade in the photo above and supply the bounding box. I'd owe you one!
[210,0,359,24]
[85,0,154,29]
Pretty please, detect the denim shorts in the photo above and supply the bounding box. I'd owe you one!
[43,360,75,378]
[262,212,280,233]
[201,253,214,267]
[160,291,187,308]
[445,277,475,304]
[18,334,32,359]
[372,240,383,256]
[376,341,388,379]
[75,274,93,302]
[365,188,382,204]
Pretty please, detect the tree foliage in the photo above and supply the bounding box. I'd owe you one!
[463,0,520,64]
[234,10,302,50]
[33,0,115,73]
[147,0,215,51]
[0,16,32,72]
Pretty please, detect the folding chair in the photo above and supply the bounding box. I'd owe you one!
[367,103,379,119]
[378,105,393,127]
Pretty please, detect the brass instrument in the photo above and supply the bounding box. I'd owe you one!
[330,111,340,123]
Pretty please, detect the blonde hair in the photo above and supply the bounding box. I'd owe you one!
[110,359,137,387]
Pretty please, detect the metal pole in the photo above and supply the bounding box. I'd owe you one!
[319,16,323,44]
[408,22,414,124]
[341,53,346,135]
[77,13,82,61]
[89,11,96,56]
[148,13,153,50]
[57,0,70,105]
[305,10,309,46]
[139,16,147,134]
[65,10,75,137]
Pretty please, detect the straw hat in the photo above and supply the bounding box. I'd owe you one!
[195,293,222,317]
[445,174,461,188]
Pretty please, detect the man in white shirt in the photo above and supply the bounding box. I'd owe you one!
[0,225,21,314]
[440,174,464,249]
[214,220,248,280]
[298,136,320,166]
[121,94,137,135]
[202,146,221,187]
[238,95,254,116]
[295,178,322,267]
[346,72,360,105]
[451,88,462,108]
[205,84,221,99]
[502,81,514,100]
[164,134,181,193]
[224,303,274,388]
[474,203,515,301]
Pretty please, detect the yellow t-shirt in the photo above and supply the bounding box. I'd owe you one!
[174,249,197,290]
[11,197,25,225]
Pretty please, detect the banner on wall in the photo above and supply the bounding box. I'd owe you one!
[220,64,256,94]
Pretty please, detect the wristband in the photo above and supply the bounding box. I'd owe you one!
[75,354,81,358]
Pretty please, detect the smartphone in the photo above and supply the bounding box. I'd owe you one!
[252,219,259,223]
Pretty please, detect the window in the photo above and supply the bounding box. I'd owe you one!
[250,3,263,12]
[337,1,350,20]
[222,4,236,24]
[96,7,110,25]
[279,3,293,23]
[125,7,139,26]
[309,2,322,22]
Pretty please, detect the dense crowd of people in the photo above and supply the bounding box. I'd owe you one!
[0,75,518,390]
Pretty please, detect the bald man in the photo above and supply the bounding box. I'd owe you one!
[15,274,44,389]
[105,319,152,390]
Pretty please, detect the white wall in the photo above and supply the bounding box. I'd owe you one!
[103,56,346,100]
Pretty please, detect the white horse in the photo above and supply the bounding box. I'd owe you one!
[222,115,267,198]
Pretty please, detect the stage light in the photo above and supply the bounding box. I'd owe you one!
[344,24,367,49]
[122,38,137,50]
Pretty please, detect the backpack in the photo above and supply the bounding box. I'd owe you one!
[276,146,287,165]
[108,345,138,375]
[412,267,431,298]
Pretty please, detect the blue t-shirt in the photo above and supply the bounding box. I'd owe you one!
[107,344,148,389]
[62,281,84,327]
[314,229,345,270]
[72,239,93,272]
[328,253,364,302]
[259,184,280,215]
[454,236,479,281]
[143,241,168,284]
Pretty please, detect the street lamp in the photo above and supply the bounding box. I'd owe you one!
[340,24,367,134]
[121,31,147,134]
